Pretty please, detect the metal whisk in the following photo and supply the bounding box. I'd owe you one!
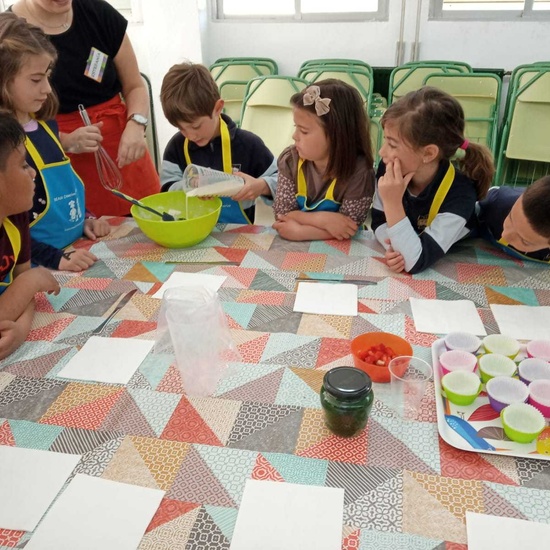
[78,104,123,191]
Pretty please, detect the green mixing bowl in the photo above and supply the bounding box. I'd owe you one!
[131,191,222,248]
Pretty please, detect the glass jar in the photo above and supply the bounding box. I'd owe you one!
[320,366,374,437]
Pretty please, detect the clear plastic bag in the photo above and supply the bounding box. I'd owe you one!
[156,286,239,396]
[181,164,245,197]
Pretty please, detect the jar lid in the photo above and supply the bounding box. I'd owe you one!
[323,367,372,399]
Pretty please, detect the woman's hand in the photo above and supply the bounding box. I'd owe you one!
[61,123,103,154]
[84,218,111,240]
[117,122,147,168]
[377,158,414,206]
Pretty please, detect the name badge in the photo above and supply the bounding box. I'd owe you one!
[84,47,108,83]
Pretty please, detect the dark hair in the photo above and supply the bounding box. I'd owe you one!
[0,110,26,171]
[290,79,373,181]
[522,176,550,240]
[0,12,59,120]
[160,62,220,126]
[381,86,494,199]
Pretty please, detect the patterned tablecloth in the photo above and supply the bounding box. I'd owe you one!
[1,219,550,549]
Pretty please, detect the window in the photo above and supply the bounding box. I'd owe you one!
[215,0,387,21]
[430,0,550,19]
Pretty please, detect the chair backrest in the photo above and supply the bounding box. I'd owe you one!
[240,76,309,157]
[210,61,274,83]
[298,65,374,114]
[423,72,501,154]
[299,58,372,75]
[214,57,278,75]
[140,72,160,172]
[389,61,470,104]
[219,80,249,125]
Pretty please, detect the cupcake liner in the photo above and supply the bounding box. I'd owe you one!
[526,340,550,362]
[439,350,477,376]
[482,334,520,358]
[478,353,517,383]
[444,332,481,354]
[442,370,481,406]
[486,376,529,413]
[501,402,545,443]
[528,379,550,419]
[518,358,550,385]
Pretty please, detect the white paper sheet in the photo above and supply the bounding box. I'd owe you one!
[466,512,550,550]
[25,474,164,550]
[0,446,81,531]
[57,336,154,384]
[151,272,227,299]
[293,282,358,316]
[410,298,487,335]
[230,480,344,550]
[490,304,550,340]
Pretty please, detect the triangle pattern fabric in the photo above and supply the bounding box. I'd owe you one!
[236,332,270,364]
[222,302,256,329]
[203,505,239,542]
[146,499,200,533]
[101,436,160,489]
[275,368,321,409]
[298,428,368,465]
[8,419,63,450]
[481,483,529,519]
[402,471,470,544]
[160,395,222,446]
[100,391,157,437]
[71,435,124,478]
[316,338,352,369]
[251,453,285,482]
[0,420,15,446]
[49,426,123,454]
[263,338,322,369]
[216,363,282,398]
[262,451,328,486]
[186,506,230,549]
[167,446,236,507]
[486,286,533,306]
[128,388,181,437]
[289,367,324,394]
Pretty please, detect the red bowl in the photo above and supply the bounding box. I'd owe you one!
[351,332,413,383]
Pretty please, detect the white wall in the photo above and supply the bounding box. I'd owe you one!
[127,0,203,153]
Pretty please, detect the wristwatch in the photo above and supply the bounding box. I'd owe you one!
[127,113,148,128]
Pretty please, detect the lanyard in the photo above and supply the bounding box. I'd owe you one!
[297,158,337,201]
[183,117,232,173]
[426,163,455,227]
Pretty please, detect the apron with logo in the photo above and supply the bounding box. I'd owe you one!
[26,121,85,249]
[0,219,21,295]
[184,118,251,224]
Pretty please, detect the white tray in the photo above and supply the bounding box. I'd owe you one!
[432,338,550,461]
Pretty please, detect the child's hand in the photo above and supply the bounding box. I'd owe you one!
[232,173,269,202]
[59,250,98,272]
[384,239,405,273]
[272,215,302,240]
[0,320,23,360]
[21,266,61,295]
[323,213,358,240]
[377,158,414,205]
[84,218,111,240]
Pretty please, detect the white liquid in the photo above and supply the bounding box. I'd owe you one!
[186,180,244,197]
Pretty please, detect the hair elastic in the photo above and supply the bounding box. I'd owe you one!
[459,140,469,150]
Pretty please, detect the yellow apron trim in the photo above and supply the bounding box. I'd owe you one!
[497,237,550,264]
[426,163,455,227]
[297,158,337,201]
[184,117,232,173]
[25,120,66,171]
[0,218,22,289]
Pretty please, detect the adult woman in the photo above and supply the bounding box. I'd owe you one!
[10,0,160,216]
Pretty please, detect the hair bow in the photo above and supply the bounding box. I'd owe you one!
[303,86,331,116]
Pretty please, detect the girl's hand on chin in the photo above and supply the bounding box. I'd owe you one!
[377,158,414,204]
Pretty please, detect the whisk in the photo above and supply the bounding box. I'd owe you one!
[78,104,123,191]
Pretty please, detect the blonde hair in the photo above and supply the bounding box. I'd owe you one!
[0,12,59,120]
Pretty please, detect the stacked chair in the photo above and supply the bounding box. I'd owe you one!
[210,57,278,125]
[239,76,309,157]
[140,73,160,171]
[494,63,550,187]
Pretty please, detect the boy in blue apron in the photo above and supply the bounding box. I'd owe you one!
[0,113,60,360]
[159,63,277,224]
[477,177,550,263]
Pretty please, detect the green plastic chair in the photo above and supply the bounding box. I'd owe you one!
[388,61,471,104]
[369,107,386,167]
[213,57,278,75]
[495,66,550,187]
[210,60,274,82]
[423,72,501,154]
[298,65,374,115]
[218,80,249,126]
[140,72,160,172]
[240,76,309,157]
[299,58,372,75]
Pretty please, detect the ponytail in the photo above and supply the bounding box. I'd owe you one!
[456,142,494,200]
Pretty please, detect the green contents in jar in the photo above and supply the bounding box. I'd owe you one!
[320,366,374,437]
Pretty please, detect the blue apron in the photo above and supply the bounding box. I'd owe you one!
[0,218,21,296]
[295,158,340,212]
[26,121,85,249]
[184,118,251,224]
[493,235,550,264]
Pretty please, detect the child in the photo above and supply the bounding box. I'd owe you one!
[371,86,495,273]
[0,111,60,360]
[477,177,550,263]
[273,79,375,241]
[0,13,110,272]
[159,62,277,224]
